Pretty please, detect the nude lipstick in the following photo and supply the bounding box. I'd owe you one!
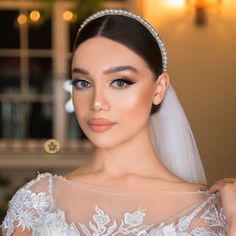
[87,118,116,132]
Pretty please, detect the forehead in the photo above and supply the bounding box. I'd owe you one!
[72,36,149,71]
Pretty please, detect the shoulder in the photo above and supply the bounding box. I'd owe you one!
[24,172,54,191]
[8,172,54,207]
[6,172,55,210]
[156,172,208,192]
[175,181,209,192]
[1,172,54,236]
[151,176,209,193]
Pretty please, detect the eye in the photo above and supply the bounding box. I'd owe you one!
[71,79,92,89]
[111,78,136,88]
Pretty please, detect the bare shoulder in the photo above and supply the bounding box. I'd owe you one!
[143,175,209,193]
[132,174,209,193]
[165,178,209,192]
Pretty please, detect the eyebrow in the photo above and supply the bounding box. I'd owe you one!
[72,67,89,75]
[72,65,139,75]
[103,65,139,74]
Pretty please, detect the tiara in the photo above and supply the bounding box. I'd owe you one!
[77,9,167,72]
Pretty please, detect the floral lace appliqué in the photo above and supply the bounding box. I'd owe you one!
[1,188,51,236]
[1,174,228,236]
[79,206,148,236]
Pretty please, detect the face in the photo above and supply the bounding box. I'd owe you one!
[71,36,167,148]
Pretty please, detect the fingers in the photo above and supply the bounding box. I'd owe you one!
[208,182,222,194]
[209,178,236,194]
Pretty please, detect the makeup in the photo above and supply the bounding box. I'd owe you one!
[87,118,116,133]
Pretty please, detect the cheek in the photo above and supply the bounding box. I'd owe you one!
[109,85,154,127]
[72,90,91,120]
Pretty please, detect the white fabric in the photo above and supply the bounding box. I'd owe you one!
[149,84,207,184]
[1,173,227,236]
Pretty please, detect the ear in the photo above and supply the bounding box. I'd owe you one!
[153,73,170,105]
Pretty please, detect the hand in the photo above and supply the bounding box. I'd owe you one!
[209,178,236,227]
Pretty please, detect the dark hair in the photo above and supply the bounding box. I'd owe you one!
[73,15,163,114]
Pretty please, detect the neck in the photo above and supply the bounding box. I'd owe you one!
[83,125,177,180]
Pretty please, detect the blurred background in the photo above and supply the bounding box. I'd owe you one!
[0,0,235,227]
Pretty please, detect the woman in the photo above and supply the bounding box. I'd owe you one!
[1,9,236,235]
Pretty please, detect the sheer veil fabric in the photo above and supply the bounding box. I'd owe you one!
[149,83,207,184]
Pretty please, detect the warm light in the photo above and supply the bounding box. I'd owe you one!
[17,14,27,25]
[185,0,223,25]
[63,10,74,22]
[30,10,40,22]
[167,0,185,7]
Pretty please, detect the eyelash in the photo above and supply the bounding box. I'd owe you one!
[71,77,136,89]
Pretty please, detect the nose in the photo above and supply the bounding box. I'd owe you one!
[92,87,110,112]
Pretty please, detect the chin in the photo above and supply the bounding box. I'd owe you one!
[89,138,119,149]
[82,124,143,149]
[88,131,138,150]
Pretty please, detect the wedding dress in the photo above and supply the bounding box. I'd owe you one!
[1,172,227,236]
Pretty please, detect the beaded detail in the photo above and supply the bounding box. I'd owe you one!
[1,173,227,236]
[77,9,168,72]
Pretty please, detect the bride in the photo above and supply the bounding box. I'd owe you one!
[1,9,236,236]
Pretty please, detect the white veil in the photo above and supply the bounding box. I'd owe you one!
[148,83,207,184]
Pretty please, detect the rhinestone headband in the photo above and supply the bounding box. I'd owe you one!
[77,9,168,72]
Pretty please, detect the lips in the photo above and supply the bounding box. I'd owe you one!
[87,118,116,132]
[88,118,115,125]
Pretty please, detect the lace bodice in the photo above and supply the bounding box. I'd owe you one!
[1,172,227,236]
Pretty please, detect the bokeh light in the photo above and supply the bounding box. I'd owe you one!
[63,10,73,22]
[63,10,77,22]
[17,14,27,25]
[167,0,185,8]
[30,10,40,22]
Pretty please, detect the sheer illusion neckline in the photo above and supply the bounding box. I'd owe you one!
[51,173,210,195]
[2,172,226,236]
